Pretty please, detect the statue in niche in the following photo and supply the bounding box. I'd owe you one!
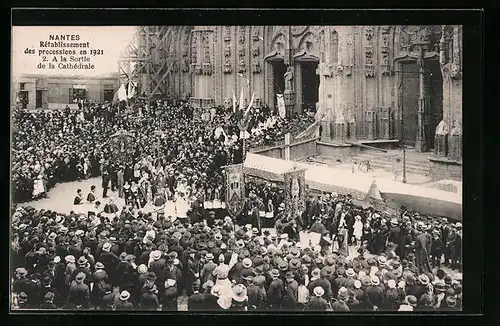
[284,66,293,91]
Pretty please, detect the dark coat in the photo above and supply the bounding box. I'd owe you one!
[187,292,206,311]
[67,281,90,308]
[304,296,328,311]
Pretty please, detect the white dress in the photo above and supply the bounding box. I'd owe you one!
[353,220,364,239]
[164,200,177,219]
[175,197,189,219]
[32,178,45,197]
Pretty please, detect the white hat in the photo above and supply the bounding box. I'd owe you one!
[313,286,325,297]
[53,256,61,263]
[388,279,396,289]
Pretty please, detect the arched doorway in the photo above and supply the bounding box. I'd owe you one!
[397,58,443,151]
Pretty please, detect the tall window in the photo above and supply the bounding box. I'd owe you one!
[19,83,25,90]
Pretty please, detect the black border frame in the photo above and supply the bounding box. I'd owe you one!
[6,7,486,326]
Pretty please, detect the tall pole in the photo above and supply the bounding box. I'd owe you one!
[398,71,407,184]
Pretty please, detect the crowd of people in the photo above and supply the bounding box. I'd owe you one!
[11,99,462,312]
[11,100,312,204]
[11,196,462,311]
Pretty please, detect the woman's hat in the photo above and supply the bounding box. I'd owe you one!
[119,291,131,301]
[346,268,356,278]
[211,284,223,297]
[311,268,321,278]
[214,233,223,241]
[232,284,248,302]
[313,286,325,297]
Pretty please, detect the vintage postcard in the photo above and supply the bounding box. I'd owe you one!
[11,17,465,313]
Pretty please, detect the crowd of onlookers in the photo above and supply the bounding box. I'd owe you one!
[11,190,462,311]
[11,99,462,312]
[11,100,312,204]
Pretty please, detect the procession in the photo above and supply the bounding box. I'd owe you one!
[11,24,463,312]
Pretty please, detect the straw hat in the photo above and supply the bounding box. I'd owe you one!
[313,286,325,297]
[119,291,131,301]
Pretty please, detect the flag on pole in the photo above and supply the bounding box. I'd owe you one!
[117,84,128,102]
[245,92,255,116]
[232,90,237,113]
[238,85,244,111]
[276,94,286,118]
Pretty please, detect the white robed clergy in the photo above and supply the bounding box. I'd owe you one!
[174,192,190,220]
[32,174,45,197]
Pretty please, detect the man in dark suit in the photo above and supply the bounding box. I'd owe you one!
[267,269,284,310]
[187,280,206,311]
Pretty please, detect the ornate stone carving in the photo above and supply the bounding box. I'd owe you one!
[252,27,260,41]
[202,62,212,75]
[252,43,260,57]
[238,27,245,44]
[238,47,245,57]
[365,27,374,40]
[381,26,391,34]
[442,62,461,80]
[344,64,353,76]
[238,59,246,74]
[400,25,441,53]
[224,26,231,41]
[191,33,198,64]
[365,27,375,78]
[193,64,202,75]
[380,30,392,76]
[223,59,232,74]
[252,59,261,74]
[224,44,231,57]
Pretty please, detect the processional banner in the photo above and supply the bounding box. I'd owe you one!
[225,163,245,218]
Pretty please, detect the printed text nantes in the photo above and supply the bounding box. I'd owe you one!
[40,34,89,48]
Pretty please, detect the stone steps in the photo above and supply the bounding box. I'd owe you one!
[352,151,431,175]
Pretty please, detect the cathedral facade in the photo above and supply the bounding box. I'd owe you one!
[134,25,462,162]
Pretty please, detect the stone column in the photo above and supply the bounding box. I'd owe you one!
[333,27,352,143]
[414,45,428,152]
[436,25,462,161]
